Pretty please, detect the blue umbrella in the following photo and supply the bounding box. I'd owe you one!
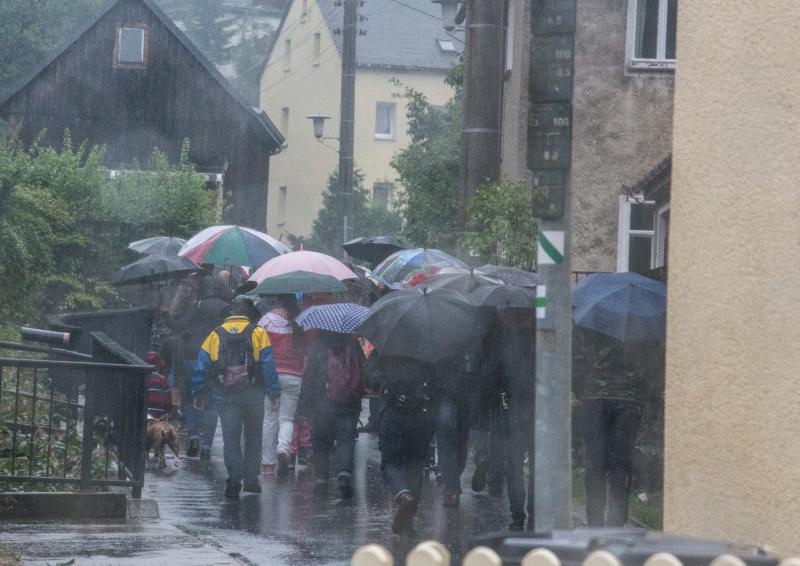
[296,303,370,334]
[572,272,666,342]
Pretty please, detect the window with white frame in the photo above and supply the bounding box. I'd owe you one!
[283,39,292,72]
[375,102,396,140]
[626,0,677,72]
[301,0,309,22]
[278,186,288,226]
[617,195,656,273]
[312,33,321,66]
[654,203,670,268]
[116,27,146,66]
[280,107,290,139]
[372,182,393,209]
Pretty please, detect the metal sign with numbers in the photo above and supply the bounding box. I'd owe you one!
[529,0,577,220]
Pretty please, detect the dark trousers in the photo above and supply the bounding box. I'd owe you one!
[380,406,436,498]
[580,398,642,527]
[436,396,470,495]
[312,406,359,480]
[502,407,534,522]
[219,387,266,485]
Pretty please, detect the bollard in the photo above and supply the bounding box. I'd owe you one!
[644,553,684,566]
[463,546,502,566]
[406,540,451,566]
[710,556,747,566]
[522,548,561,566]
[583,550,622,566]
[353,544,394,566]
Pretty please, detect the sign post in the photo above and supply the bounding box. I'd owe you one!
[529,0,576,531]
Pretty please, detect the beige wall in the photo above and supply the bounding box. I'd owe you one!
[501,0,674,271]
[664,1,800,555]
[259,0,455,241]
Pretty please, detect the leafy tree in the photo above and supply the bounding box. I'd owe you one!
[0,0,106,91]
[302,169,403,257]
[391,67,462,252]
[465,181,537,270]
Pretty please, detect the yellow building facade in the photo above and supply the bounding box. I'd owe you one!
[665,0,800,555]
[259,0,459,241]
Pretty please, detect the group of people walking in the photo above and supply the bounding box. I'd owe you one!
[154,264,661,536]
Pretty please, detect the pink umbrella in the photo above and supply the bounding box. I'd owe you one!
[249,251,357,283]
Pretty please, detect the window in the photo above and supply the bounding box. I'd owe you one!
[301,0,309,22]
[617,195,655,273]
[312,33,321,66]
[278,186,288,226]
[375,102,396,140]
[372,182,393,209]
[438,39,456,53]
[626,0,677,71]
[505,0,516,72]
[654,203,670,268]
[283,39,292,72]
[115,27,146,67]
[280,107,290,139]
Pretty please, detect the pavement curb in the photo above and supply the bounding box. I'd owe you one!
[0,492,127,521]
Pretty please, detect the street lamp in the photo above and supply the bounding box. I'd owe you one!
[432,0,461,31]
[306,114,331,139]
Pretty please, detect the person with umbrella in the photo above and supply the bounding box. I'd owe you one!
[296,303,369,498]
[358,288,486,535]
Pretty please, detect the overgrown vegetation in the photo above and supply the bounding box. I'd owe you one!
[0,132,214,336]
[299,169,403,257]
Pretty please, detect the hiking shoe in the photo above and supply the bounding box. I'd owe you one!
[338,474,353,499]
[261,464,275,476]
[392,492,418,535]
[471,458,488,492]
[199,448,211,461]
[243,480,262,494]
[443,493,460,507]
[224,480,242,499]
[276,451,290,478]
[186,438,200,458]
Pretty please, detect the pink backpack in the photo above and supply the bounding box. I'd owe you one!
[326,345,364,404]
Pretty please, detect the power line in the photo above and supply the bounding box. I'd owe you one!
[384,0,441,21]
[260,44,340,99]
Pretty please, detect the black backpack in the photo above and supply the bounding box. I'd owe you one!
[214,323,257,394]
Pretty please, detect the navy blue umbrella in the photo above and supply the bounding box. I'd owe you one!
[572,272,666,342]
[296,303,370,334]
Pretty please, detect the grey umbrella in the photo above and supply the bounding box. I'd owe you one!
[112,254,200,286]
[417,268,502,296]
[128,236,187,256]
[475,264,538,288]
[467,284,537,309]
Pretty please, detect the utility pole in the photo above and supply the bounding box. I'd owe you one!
[458,0,505,233]
[530,0,577,531]
[338,0,358,247]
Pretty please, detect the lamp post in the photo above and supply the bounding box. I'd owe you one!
[306,114,331,140]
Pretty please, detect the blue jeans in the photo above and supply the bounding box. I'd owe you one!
[219,386,266,484]
[184,391,219,449]
[312,407,359,481]
[436,397,470,495]
[380,406,436,498]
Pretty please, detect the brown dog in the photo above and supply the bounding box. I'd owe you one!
[146,416,180,470]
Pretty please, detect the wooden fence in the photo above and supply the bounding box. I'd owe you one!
[351,541,795,566]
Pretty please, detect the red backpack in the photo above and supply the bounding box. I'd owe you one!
[326,345,364,405]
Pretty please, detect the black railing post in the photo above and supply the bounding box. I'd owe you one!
[131,370,147,499]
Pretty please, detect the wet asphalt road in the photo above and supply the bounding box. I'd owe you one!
[144,421,513,565]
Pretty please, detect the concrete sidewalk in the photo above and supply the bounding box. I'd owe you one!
[0,518,245,565]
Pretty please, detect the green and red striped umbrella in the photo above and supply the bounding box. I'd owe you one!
[179,225,290,268]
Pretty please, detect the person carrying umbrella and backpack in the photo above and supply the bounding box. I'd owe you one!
[295,303,369,498]
[192,296,281,499]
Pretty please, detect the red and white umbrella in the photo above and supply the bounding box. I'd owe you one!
[249,251,357,283]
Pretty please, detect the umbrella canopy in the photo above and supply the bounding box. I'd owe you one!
[476,264,538,288]
[342,235,410,265]
[372,248,469,289]
[249,251,358,283]
[253,270,347,295]
[572,272,667,342]
[296,303,370,333]
[417,268,502,295]
[357,287,486,363]
[179,225,290,267]
[128,236,186,256]
[467,284,537,309]
[112,254,200,286]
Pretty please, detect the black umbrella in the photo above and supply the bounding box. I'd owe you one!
[128,236,186,256]
[467,284,537,309]
[342,235,410,266]
[357,287,486,363]
[417,268,502,296]
[476,264,538,288]
[253,270,347,295]
[112,254,200,286]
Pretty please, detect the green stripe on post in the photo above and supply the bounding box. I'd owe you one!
[539,233,564,264]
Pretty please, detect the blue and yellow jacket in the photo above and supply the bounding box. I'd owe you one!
[191,316,281,401]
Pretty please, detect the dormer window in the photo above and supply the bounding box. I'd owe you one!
[115,27,147,67]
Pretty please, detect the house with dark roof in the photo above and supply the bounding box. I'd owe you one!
[0,0,284,231]
[259,0,461,240]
